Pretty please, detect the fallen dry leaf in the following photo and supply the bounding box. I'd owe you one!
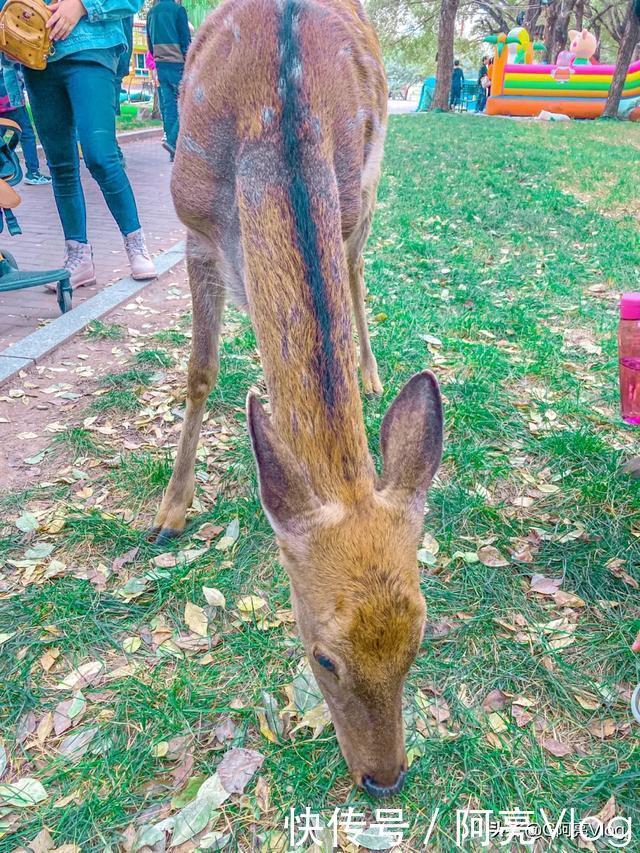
[587,719,617,739]
[477,546,509,567]
[605,558,639,590]
[217,747,264,794]
[530,574,562,596]
[184,601,209,637]
[541,738,573,757]
[482,689,509,712]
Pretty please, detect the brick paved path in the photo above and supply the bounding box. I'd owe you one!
[0,137,184,348]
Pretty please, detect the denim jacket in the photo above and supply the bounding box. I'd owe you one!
[0,0,143,62]
[48,0,143,61]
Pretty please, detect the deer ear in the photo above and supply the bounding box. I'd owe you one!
[379,371,443,507]
[247,394,318,534]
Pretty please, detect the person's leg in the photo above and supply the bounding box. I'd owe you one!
[23,65,88,242]
[157,63,183,151]
[23,65,95,288]
[5,106,40,174]
[65,61,156,279]
[66,61,140,235]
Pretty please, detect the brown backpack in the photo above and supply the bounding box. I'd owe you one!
[0,0,51,71]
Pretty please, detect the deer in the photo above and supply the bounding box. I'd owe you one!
[152,0,443,797]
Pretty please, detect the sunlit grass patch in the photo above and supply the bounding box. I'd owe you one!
[1,114,639,851]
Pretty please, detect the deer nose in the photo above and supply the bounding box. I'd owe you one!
[362,770,406,799]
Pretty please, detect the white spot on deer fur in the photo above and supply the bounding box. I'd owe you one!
[224,15,240,40]
[193,85,204,104]
[262,107,275,125]
[181,134,211,164]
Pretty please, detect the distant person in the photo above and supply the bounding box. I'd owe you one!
[476,55,490,112]
[450,60,464,109]
[147,0,192,161]
[0,66,50,186]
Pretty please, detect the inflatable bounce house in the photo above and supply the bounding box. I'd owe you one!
[484,26,640,121]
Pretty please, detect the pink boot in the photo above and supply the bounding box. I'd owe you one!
[124,229,157,281]
[46,240,96,292]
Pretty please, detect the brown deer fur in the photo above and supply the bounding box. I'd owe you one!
[154,0,443,794]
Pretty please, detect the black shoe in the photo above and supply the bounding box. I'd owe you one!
[162,140,176,160]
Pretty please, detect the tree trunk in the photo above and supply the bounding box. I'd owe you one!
[152,85,161,121]
[524,0,541,35]
[575,0,584,30]
[603,0,640,117]
[545,0,576,63]
[431,0,461,111]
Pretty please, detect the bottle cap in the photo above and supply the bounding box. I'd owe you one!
[620,292,640,321]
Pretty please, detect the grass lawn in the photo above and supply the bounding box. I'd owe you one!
[1,113,639,851]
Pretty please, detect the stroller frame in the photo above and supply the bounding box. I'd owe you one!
[0,117,72,313]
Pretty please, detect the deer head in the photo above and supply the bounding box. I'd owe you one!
[247,371,443,797]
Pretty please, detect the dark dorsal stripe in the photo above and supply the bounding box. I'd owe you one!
[278,0,337,410]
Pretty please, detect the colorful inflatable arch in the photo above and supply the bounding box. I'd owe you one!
[484,28,640,121]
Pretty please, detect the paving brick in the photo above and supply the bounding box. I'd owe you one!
[0,138,184,348]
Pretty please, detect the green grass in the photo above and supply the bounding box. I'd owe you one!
[85,320,124,341]
[1,114,639,851]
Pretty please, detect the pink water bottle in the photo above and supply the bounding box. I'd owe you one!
[619,293,640,424]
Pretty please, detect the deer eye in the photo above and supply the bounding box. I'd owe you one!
[314,651,336,674]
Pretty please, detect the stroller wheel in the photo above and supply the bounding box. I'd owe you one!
[57,279,72,314]
[632,684,640,725]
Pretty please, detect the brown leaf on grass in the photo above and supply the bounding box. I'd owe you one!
[171,752,195,790]
[36,712,54,745]
[482,689,509,712]
[111,546,139,574]
[194,523,224,542]
[573,691,601,711]
[605,558,639,590]
[554,590,586,608]
[477,546,509,567]
[166,735,192,760]
[511,705,533,727]
[16,711,36,744]
[509,541,536,562]
[541,738,573,757]
[255,775,270,814]
[423,620,455,640]
[426,696,451,723]
[58,727,98,760]
[530,574,562,596]
[587,719,617,739]
[57,660,104,691]
[217,747,264,794]
[28,827,55,852]
[586,796,617,828]
[153,552,177,569]
[487,712,508,734]
[54,694,86,736]
[184,602,209,637]
[39,647,60,672]
[213,718,236,744]
[622,457,640,479]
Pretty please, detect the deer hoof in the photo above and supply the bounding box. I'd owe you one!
[154,526,184,546]
[363,376,384,398]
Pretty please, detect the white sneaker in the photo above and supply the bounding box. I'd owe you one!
[124,228,157,280]
[45,240,96,291]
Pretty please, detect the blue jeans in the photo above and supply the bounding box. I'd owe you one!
[24,59,141,242]
[3,106,40,174]
[157,62,183,150]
